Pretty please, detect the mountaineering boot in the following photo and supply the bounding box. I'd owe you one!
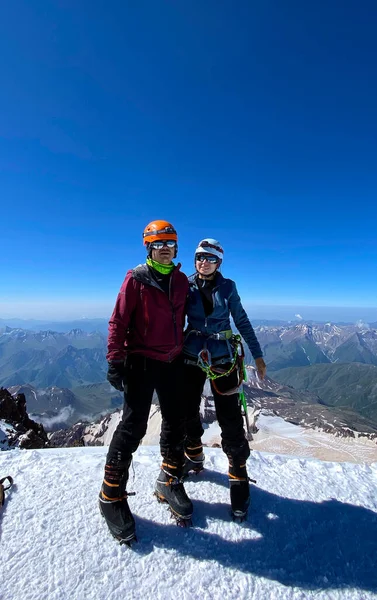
[182,438,205,477]
[228,459,251,522]
[155,462,193,526]
[99,459,136,545]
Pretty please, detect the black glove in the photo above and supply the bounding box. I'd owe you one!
[107,361,126,391]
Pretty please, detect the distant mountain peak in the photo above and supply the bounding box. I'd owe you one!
[66,328,85,337]
[4,327,27,337]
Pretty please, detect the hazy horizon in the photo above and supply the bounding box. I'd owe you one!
[1,303,377,325]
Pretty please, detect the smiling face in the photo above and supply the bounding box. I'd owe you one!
[150,241,176,264]
[195,253,220,278]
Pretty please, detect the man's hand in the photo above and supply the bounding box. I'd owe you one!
[107,361,126,391]
[255,357,266,380]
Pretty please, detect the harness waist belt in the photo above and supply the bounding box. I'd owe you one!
[189,329,233,341]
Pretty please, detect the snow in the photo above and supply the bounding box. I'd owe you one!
[138,403,377,464]
[251,414,377,463]
[84,404,377,465]
[202,420,222,444]
[256,414,311,446]
[83,410,122,446]
[1,446,377,599]
[300,345,310,362]
[0,420,15,449]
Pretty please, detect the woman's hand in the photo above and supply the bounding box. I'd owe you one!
[255,357,267,380]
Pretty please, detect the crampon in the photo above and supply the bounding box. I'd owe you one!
[155,491,193,527]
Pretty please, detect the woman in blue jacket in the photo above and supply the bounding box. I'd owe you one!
[183,238,266,520]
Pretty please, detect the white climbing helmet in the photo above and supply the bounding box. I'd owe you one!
[195,238,224,261]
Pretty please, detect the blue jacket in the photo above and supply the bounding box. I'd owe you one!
[184,272,263,363]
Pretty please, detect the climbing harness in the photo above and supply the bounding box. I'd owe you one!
[197,334,253,440]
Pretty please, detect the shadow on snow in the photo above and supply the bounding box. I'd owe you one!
[132,470,377,593]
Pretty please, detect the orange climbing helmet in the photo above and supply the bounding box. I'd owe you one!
[143,220,178,245]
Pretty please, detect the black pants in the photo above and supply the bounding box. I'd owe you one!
[106,354,185,470]
[183,362,250,464]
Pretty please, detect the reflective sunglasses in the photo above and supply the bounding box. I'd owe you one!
[149,240,177,250]
[195,254,219,264]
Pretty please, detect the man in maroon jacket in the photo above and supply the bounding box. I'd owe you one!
[99,220,192,544]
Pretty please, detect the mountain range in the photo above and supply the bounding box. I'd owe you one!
[48,367,377,452]
[272,362,377,423]
[2,321,377,428]
[248,323,377,369]
[0,327,107,388]
[7,382,123,429]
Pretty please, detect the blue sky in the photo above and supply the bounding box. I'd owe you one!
[1,1,377,320]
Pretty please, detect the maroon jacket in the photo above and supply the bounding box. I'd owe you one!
[107,263,189,363]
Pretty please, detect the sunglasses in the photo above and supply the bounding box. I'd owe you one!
[150,240,177,250]
[196,254,219,264]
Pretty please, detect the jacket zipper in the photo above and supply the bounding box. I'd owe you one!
[169,275,178,348]
[196,276,216,334]
[204,284,219,333]
[143,292,149,337]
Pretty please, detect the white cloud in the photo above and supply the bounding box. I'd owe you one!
[295,314,303,320]
[30,406,75,429]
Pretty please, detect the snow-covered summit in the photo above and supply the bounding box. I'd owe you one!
[1,446,377,600]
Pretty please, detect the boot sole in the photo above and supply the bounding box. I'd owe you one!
[109,529,138,546]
